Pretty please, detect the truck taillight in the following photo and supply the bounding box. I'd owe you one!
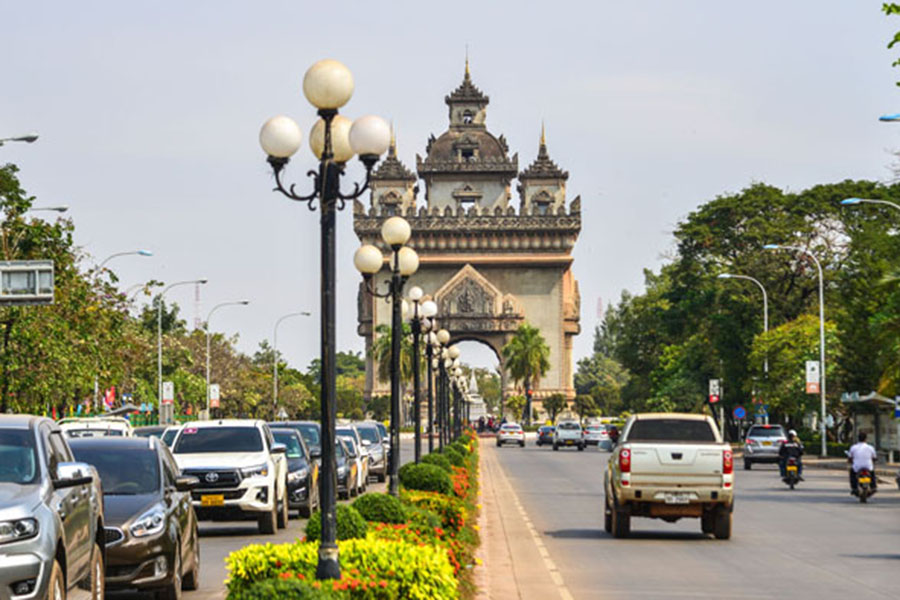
[619,448,631,473]
[723,449,733,475]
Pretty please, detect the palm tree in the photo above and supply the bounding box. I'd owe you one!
[501,323,550,423]
[370,323,422,423]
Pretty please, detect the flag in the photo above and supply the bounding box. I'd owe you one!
[52,406,57,420]
[76,404,83,415]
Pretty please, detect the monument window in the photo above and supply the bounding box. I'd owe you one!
[535,201,551,216]
[460,148,475,161]
[462,110,474,124]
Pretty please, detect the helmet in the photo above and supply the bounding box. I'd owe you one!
[788,429,797,437]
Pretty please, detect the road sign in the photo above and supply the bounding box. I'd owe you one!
[0,260,54,306]
[733,406,746,420]
[708,379,721,404]
[756,404,769,417]
[209,384,220,409]
[805,361,820,394]
[162,381,174,405]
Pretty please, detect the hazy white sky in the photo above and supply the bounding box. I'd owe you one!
[3,1,899,372]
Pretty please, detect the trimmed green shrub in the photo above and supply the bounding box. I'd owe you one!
[405,504,442,531]
[305,504,368,542]
[398,462,452,495]
[420,453,452,473]
[441,446,466,468]
[227,577,338,599]
[226,537,458,599]
[352,492,406,524]
[401,490,467,532]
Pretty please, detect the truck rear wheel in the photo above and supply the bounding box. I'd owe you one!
[744,460,751,470]
[713,505,731,540]
[611,499,630,539]
[603,495,612,534]
[701,512,714,535]
[552,443,559,451]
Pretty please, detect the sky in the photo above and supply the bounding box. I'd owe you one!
[2,1,900,374]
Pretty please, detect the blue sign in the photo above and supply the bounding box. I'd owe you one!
[733,406,747,420]
[756,404,769,417]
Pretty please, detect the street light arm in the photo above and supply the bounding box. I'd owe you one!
[841,197,900,213]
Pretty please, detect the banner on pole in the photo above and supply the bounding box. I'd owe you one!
[709,379,721,404]
[209,384,220,409]
[162,381,174,405]
[805,361,820,394]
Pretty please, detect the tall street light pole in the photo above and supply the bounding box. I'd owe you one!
[273,311,311,414]
[764,244,827,457]
[259,58,392,580]
[406,288,437,463]
[98,249,153,270]
[158,279,207,423]
[425,331,437,453]
[435,329,450,449]
[354,216,419,496]
[206,300,250,416]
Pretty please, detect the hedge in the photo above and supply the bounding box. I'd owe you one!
[352,493,406,525]
[305,504,368,542]
[441,447,467,468]
[228,577,338,600]
[401,490,466,533]
[420,453,452,473]
[398,462,452,495]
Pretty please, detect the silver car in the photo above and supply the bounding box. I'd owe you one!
[352,422,387,482]
[743,424,787,469]
[0,415,106,600]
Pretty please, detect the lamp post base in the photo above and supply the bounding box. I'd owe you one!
[316,544,341,580]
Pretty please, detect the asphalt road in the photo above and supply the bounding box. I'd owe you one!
[109,438,418,600]
[492,442,899,600]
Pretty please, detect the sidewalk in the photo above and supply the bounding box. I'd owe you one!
[474,439,575,600]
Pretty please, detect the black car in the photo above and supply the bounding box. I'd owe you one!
[69,437,200,599]
[536,425,555,446]
[271,428,319,518]
[269,421,322,464]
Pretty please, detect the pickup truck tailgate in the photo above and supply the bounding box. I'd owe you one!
[629,444,725,486]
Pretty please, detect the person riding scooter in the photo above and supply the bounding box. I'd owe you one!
[848,431,878,496]
[778,429,804,480]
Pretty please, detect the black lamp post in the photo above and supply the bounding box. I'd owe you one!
[354,217,419,496]
[258,59,392,580]
[425,332,436,453]
[406,289,437,463]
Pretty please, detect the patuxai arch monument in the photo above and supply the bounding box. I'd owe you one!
[353,63,581,417]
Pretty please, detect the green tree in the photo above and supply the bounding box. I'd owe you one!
[501,323,550,423]
[542,393,567,422]
[504,394,525,421]
[573,395,595,421]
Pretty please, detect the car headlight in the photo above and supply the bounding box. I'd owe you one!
[0,518,38,545]
[288,468,309,482]
[130,506,165,538]
[241,463,269,478]
[337,466,347,477]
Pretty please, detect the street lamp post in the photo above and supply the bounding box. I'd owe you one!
[435,329,450,449]
[0,133,38,146]
[841,197,900,213]
[99,249,153,271]
[406,287,437,463]
[259,59,392,580]
[354,216,420,496]
[764,244,827,457]
[158,279,207,424]
[273,311,312,415]
[206,301,250,416]
[425,331,437,453]
[717,273,769,375]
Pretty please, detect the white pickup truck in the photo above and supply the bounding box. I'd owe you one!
[604,413,734,539]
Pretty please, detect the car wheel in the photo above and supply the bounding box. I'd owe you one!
[603,495,612,534]
[157,542,182,600]
[339,489,348,500]
[713,505,732,540]
[519,441,525,447]
[259,502,277,535]
[47,559,64,600]
[182,530,200,591]
[496,440,501,447]
[744,460,751,471]
[377,469,386,483]
[77,541,105,599]
[611,498,630,539]
[553,443,559,451]
[578,444,585,451]
[277,484,289,529]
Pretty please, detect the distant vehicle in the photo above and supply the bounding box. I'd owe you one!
[59,416,134,438]
[536,425,555,446]
[743,424,787,470]
[134,425,167,439]
[69,436,200,599]
[553,420,585,451]
[171,419,289,535]
[161,425,182,448]
[335,438,358,500]
[856,469,875,503]
[269,421,322,464]
[353,421,387,482]
[496,423,525,447]
[340,436,368,495]
[0,415,106,600]
[584,423,610,447]
[271,428,319,518]
[604,413,734,539]
[373,422,389,453]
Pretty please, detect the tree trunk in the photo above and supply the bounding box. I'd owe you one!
[522,374,532,424]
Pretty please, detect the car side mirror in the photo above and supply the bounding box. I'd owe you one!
[310,448,322,460]
[53,462,93,489]
[361,439,371,446]
[175,475,199,492]
[271,443,287,454]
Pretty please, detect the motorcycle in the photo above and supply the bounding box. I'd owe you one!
[782,457,800,490]
[857,469,874,503]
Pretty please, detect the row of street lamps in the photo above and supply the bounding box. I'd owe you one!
[717,196,899,458]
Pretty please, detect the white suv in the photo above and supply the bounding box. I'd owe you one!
[171,419,289,534]
[59,416,134,438]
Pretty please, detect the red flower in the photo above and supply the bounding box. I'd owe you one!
[278,572,292,580]
[379,580,388,588]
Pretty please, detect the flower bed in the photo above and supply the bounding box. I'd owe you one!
[225,428,481,599]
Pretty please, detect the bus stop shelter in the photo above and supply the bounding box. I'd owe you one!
[840,391,899,462]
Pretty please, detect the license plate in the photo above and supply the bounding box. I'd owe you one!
[762,441,772,446]
[664,493,690,505]
[566,440,573,445]
[787,465,798,472]
[859,477,871,484]
[201,494,224,507]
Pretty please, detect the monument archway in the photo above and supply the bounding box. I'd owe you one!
[354,63,581,418]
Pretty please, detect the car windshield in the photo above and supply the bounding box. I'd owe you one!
[558,422,580,430]
[336,428,357,442]
[272,431,304,459]
[0,429,39,484]
[375,423,387,438]
[748,427,785,438]
[335,440,346,459]
[342,438,358,455]
[161,429,179,447]
[174,427,263,453]
[588,425,604,431]
[70,446,159,495]
[294,424,320,448]
[627,419,717,443]
[356,427,380,444]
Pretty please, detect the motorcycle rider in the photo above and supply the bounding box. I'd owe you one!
[847,431,878,496]
[778,429,804,480]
